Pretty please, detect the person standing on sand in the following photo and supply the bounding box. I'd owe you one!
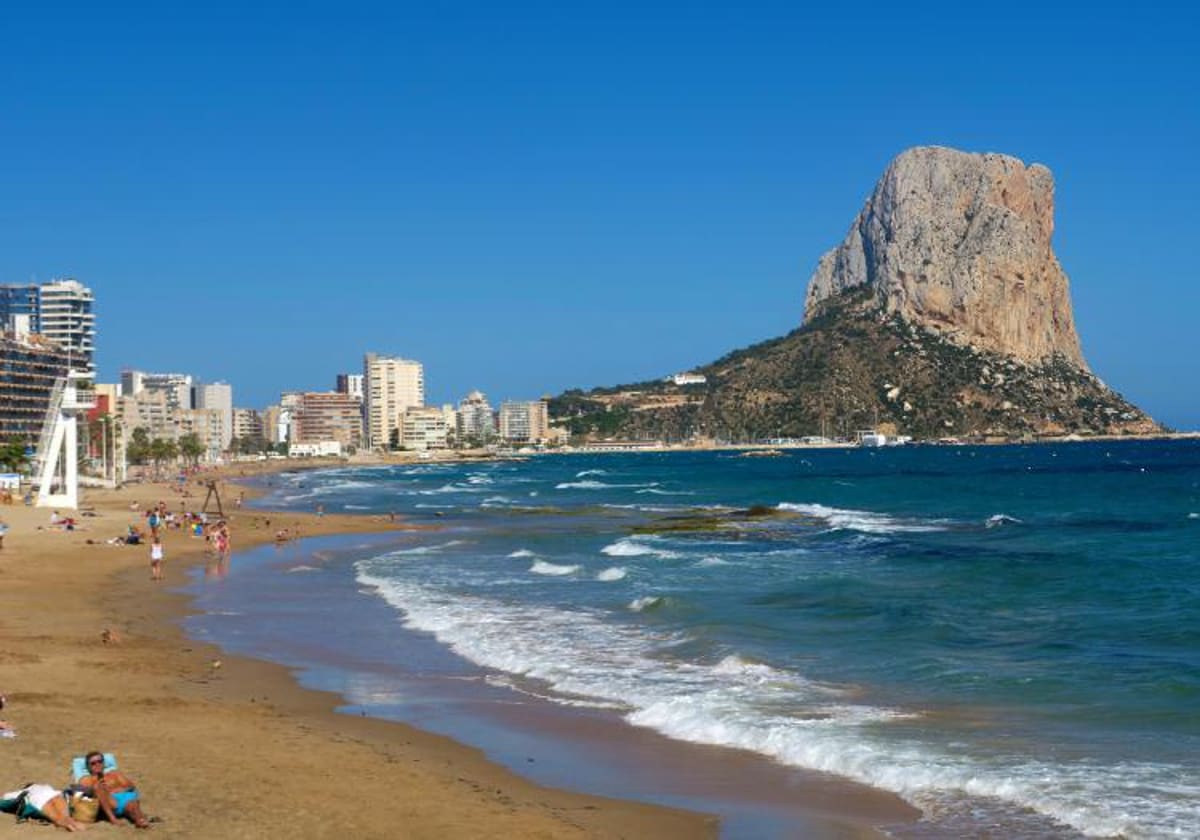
[150,537,164,582]
[0,516,8,549]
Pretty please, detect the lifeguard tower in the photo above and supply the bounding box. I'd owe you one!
[34,370,96,510]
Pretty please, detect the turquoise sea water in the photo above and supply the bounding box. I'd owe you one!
[193,440,1200,838]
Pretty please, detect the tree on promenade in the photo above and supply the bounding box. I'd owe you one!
[127,428,152,465]
[0,440,29,473]
[179,433,205,467]
[149,438,179,479]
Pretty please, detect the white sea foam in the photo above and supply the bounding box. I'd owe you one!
[1189,512,1199,520]
[985,514,1023,528]
[596,567,627,581]
[384,540,465,556]
[508,549,536,558]
[576,469,608,477]
[287,565,320,573]
[420,482,488,495]
[601,537,682,559]
[343,504,371,510]
[635,488,695,496]
[556,480,660,490]
[529,560,579,576]
[354,564,1194,838]
[778,502,947,534]
[484,675,625,709]
[696,556,729,567]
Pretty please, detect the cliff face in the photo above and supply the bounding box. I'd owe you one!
[552,146,1160,442]
[804,146,1087,369]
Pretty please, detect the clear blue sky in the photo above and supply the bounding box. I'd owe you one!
[3,1,1197,429]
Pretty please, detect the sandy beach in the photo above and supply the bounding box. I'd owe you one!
[0,469,717,839]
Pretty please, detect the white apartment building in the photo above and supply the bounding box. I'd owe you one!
[399,406,451,451]
[192,381,234,448]
[457,390,496,445]
[499,400,550,444]
[36,279,96,372]
[121,370,192,409]
[363,353,424,449]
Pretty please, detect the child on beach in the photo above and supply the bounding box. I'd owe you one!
[150,538,164,582]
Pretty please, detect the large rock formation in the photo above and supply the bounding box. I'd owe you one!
[551,146,1160,441]
[804,146,1087,369]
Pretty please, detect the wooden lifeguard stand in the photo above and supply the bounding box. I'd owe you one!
[201,480,225,518]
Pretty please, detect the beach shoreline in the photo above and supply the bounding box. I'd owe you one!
[0,466,924,838]
[0,473,718,839]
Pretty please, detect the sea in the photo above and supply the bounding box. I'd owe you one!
[183,439,1200,839]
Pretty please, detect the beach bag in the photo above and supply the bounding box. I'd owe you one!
[70,794,99,823]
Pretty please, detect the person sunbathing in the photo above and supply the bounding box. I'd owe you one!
[78,752,150,829]
[2,784,89,831]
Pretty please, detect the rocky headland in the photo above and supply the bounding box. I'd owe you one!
[553,146,1158,441]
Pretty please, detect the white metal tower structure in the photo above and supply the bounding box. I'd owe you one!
[35,369,96,510]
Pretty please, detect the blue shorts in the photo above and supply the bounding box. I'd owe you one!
[112,790,138,816]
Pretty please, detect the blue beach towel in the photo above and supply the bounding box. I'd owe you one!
[71,752,117,783]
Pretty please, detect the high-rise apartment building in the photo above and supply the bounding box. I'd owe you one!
[0,278,96,372]
[498,399,550,444]
[363,354,424,449]
[457,390,496,445]
[0,330,72,443]
[335,373,364,401]
[192,381,234,448]
[293,392,364,450]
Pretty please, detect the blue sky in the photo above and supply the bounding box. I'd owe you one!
[2,2,1197,428]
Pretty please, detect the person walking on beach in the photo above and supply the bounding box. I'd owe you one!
[0,516,8,549]
[150,537,164,582]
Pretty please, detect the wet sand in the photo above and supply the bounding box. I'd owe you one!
[0,467,917,838]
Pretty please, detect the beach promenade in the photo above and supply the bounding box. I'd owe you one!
[0,467,715,839]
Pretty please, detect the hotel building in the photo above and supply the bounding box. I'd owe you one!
[498,399,550,445]
[0,278,96,373]
[363,354,424,449]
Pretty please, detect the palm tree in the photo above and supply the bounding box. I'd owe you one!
[0,440,29,473]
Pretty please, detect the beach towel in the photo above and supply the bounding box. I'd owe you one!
[71,753,117,783]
